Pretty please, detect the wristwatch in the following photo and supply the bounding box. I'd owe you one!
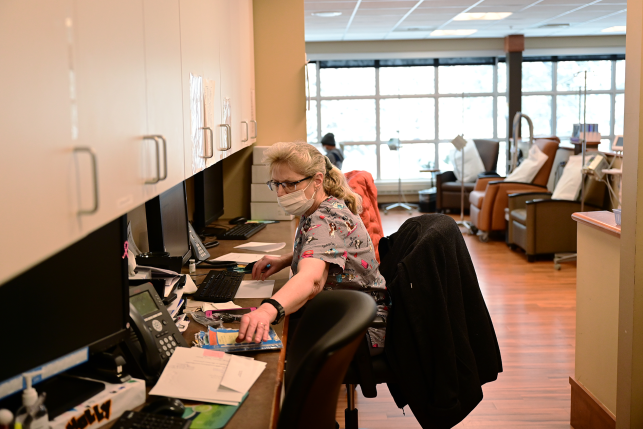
[261,298,285,325]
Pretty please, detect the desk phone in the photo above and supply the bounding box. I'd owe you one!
[122,283,188,384]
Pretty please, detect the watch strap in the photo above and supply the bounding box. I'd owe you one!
[262,298,285,325]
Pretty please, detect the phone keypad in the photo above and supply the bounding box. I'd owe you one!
[158,334,180,359]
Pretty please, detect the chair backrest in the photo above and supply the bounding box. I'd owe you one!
[278,290,376,429]
[532,138,560,186]
[345,170,384,262]
[473,139,500,173]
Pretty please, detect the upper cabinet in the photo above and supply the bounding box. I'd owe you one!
[0,0,82,285]
[0,0,255,284]
[142,0,185,199]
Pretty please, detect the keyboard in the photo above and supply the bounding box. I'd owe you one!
[193,270,244,302]
[112,411,190,429]
[218,223,266,240]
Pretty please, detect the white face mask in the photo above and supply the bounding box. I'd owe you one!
[277,179,317,216]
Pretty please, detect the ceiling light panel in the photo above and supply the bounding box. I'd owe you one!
[430,29,478,36]
[602,26,626,32]
[454,12,513,20]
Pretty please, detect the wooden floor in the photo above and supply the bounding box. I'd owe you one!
[336,209,576,429]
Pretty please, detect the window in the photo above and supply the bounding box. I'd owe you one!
[307,56,624,181]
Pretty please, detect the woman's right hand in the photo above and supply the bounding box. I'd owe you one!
[252,255,288,281]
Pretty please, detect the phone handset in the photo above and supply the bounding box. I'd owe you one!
[188,222,211,262]
[128,302,163,379]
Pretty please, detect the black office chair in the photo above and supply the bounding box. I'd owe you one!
[277,290,376,429]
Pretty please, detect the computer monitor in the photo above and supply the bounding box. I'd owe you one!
[145,182,191,265]
[193,162,224,234]
[0,215,129,396]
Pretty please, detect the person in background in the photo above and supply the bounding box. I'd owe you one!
[321,133,344,170]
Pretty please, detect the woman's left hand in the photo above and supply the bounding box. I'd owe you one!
[236,304,277,343]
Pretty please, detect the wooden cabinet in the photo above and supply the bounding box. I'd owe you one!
[179,0,223,176]
[142,0,185,198]
[0,0,255,284]
[0,0,81,285]
[73,0,148,232]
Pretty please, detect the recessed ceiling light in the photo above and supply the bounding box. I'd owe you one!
[539,23,570,28]
[602,26,626,33]
[454,12,512,21]
[311,11,342,17]
[431,29,478,36]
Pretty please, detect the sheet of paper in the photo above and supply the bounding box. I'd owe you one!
[149,348,244,405]
[202,301,242,311]
[183,275,198,294]
[220,355,267,393]
[234,242,286,252]
[234,280,275,299]
[211,253,277,264]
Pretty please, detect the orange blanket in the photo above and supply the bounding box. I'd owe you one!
[345,170,383,262]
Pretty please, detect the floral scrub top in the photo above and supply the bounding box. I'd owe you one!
[292,196,388,348]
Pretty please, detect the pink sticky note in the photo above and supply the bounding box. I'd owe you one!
[203,350,224,358]
[205,310,213,318]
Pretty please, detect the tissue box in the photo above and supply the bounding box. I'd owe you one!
[251,184,278,202]
[252,165,271,184]
[253,146,271,165]
[51,378,145,429]
[251,203,294,221]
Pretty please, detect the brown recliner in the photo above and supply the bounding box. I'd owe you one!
[507,175,607,261]
[469,138,560,241]
[436,139,500,213]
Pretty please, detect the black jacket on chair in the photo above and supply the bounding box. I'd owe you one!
[379,214,502,429]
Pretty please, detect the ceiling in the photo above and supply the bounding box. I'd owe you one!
[304,0,627,41]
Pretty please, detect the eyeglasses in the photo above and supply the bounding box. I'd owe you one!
[266,176,313,192]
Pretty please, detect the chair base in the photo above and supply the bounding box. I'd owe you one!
[554,253,577,270]
[384,202,417,214]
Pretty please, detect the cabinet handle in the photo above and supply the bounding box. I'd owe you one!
[74,147,99,216]
[241,121,249,143]
[250,120,257,139]
[157,135,168,181]
[143,135,161,184]
[218,124,232,151]
[201,127,214,158]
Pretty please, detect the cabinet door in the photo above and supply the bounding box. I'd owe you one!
[0,0,82,284]
[238,0,256,147]
[179,0,222,178]
[73,0,148,232]
[218,0,243,158]
[142,0,185,198]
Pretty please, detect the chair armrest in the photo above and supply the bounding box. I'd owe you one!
[370,315,387,329]
[526,199,602,210]
[474,176,505,191]
[436,171,457,183]
[478,172,501,179]
[508,192,552,212]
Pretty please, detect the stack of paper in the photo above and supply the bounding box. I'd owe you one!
[234,242,286,252]
[149,348,266,406]
[211,253,277,264]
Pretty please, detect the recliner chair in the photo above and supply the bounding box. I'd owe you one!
[436,139,500,213]
[507,174,608,262]
[469,138,560,241]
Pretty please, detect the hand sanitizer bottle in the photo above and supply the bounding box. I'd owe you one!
[15,373,49,429]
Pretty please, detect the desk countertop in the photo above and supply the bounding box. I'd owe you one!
[572,211,621,238]
[108,218,299,429]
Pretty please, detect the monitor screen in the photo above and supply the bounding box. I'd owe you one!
[146,182,191,265]
[193,162,224,234]
[0,216,128,387]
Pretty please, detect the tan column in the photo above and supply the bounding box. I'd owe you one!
[616,0,643,426]
[222,0,306,218]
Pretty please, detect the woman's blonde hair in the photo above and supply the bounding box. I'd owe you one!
[263,141,362,215]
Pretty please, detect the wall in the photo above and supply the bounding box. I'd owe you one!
[616,0,643,425]
[220,0,307,219]
[305,35,626,60]
[253,0,307,145]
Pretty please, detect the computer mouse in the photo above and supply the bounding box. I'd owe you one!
[142,397,186,417]
[229,216,247,225]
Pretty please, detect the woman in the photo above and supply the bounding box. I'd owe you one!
[236,141,387,350]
